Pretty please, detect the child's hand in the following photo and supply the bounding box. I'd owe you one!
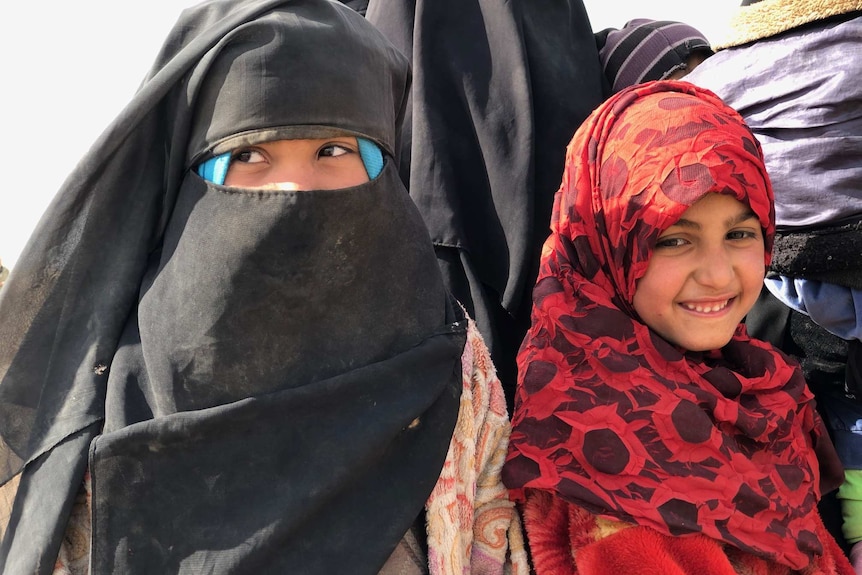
[850,540,862,573]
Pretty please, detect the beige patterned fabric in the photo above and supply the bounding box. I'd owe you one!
[424,318,529,575]
[52,318,529,575]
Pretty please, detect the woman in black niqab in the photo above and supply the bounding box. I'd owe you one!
[0,0,519,572]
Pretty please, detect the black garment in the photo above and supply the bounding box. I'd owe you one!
[0,1,464,573]
[746,286,850,391]
[337,0,368,14]
[366,0,607,406]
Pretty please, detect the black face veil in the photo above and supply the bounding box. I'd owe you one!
[0,0,465,572]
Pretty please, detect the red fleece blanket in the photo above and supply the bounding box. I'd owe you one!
[523,490,855,575]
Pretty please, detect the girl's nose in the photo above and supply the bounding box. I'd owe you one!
[693,244,735,288]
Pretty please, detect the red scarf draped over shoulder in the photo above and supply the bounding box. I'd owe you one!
[503,81,834,570]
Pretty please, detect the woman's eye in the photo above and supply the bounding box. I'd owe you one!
[319,144,354,158]
[231,149,266,164]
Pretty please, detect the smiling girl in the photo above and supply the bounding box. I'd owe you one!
[503,80,853,575]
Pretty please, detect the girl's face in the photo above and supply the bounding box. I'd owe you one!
[631,192,765,352]
[224,137,369,190]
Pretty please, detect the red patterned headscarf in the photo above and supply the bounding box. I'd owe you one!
[503,81,826,569]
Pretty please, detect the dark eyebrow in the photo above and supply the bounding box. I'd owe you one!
[670,208,758,230]
[730,209,759,226]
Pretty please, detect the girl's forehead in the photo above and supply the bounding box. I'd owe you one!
[672,192,754,223]
[600,96,770,228]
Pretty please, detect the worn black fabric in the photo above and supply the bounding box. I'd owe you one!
[365,0,607,405]
[0,0,464,573]
[770,219,862,289]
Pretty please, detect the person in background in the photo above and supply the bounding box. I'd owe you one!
[503,80,852,575]
[0,260,8,289]
[0,0,528,573]
[596,18,714,93]
[684,0,862,568]
[365,0,607,409]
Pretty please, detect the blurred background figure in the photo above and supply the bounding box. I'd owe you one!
[366,0,607,408]
[685,0,862,569]
[596,17,713,93]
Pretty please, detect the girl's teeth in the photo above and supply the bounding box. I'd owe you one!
[684,301,728,313]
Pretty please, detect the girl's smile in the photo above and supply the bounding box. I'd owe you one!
[679,297,734,314]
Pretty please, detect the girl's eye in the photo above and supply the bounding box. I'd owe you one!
[319,143,354,158]
[231,148,266,164]
[654,237,688,249]
[727,229,759,240]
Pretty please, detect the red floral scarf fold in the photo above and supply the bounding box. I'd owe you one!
[503,81,827,570]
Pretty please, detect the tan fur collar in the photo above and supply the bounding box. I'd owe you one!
[714,0,862,49]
